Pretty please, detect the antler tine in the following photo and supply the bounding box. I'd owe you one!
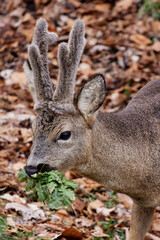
[54,19,86,104]
[23,59,37,102]
[24,18,58,103]
[32,18,57,69]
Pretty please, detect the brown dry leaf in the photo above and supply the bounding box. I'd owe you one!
[0,178,18,190]
[114,0,133,12]
[18,27,34,42]
[9,7,24,28]
[7,226,18,234]
[6,215,16,227]
[1,1,160,239]
[140,53,154,65]
[67,18,75,29]
[35,224,62,239]
[151,41,160,52]
[125,63,139,75]
[78,62,95,76]
[67,0,81,7]
[5,202,45,221]
[44,223,65,232]
[145,233,160,240]
[12,162,25,174]
[75,177,101,192]
[88,199,104,214]
[82,15,98,26]
[34,0,41,9]
[89,45,110,54]
[11,72,27,87]
[22,13,34,23]
[152,219,160,231]
[55,209,69,217]
[130,34,152,46]
[20,128,32,143]
[117,193,133,210]
[0,159,8,166]
[0,193,26,204]
[96,206,115,217]
[104,36,117,46]
[91,225,109,238]
[151,20,160,33]
[110,92,127,107]
[62,226,83,239]
[72,198,86,212]
[95,3,110,12]
[0,133,18,143]
[0,97,14,110]
[75,216,93,228]
[34,225,46,235]
[95,192,110,202]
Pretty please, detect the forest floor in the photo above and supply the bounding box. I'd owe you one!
[0,0,160,239]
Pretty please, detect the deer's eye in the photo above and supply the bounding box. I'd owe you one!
[59,131,71,141]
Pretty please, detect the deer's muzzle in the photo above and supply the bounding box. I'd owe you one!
[25,163,52,177]
[25,165,38,177]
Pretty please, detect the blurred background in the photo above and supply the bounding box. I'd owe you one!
[0,0,160,239]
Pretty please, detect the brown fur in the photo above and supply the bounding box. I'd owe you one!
[24,19,160,240]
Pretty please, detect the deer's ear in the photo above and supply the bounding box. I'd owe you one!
[77,74,106,125]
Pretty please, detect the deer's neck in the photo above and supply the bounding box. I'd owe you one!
[76,110,147,196]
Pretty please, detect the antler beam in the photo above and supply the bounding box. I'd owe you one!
[24,18,58,103]
[53,19,86,104]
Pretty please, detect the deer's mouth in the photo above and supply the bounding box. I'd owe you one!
[25,163,53,178]
[37,163,53,173]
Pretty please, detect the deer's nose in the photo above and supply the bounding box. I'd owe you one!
[25,165,38,177]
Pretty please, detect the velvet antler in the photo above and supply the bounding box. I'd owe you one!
[23,18,58,103]
[53,19,86,104]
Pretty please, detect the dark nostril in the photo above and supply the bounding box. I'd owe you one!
[37,163,52,173]
[25,165,38,177]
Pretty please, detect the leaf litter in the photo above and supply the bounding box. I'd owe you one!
[0,0,160,239]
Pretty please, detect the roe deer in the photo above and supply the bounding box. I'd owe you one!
[24,18,160,240]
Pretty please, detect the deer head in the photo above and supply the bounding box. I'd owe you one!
[24,18,106,176]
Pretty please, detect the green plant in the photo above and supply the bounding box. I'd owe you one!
[93,238,103,240]
[98,218,125,240]
[0,224,51,240]
[15,230,34,239]
[99,218,117,239]
[139,0,160,20]
[124,89,131,98]
[0,217,17,240]
[0,216,7,236]
[15,230,50,239]
[18,168,78,210]
[87,192,97,201]
[105,191,118,208]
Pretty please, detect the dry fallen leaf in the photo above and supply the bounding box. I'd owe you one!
[96,206,115,217]
[5,202,45,221]
[114,0,133,12]
[152,219,160,231]
[62,226,83,239]
[0,193,26,204]
[11,72,27,87]
[91,225,109,237]
[72,198,86,212]
[130,34,152,46]
[75,217,93,228]
[110,92,127,106]
[95,3,110,12]
[117,193,133,210]
[1,1,160,239]
[145,233,160,240]
[87,199,104,214]
[151,41,160,52]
